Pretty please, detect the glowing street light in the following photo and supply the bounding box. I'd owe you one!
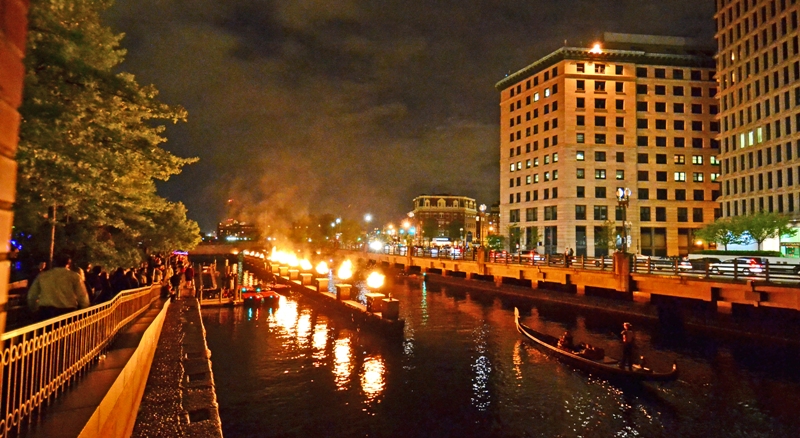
[364,213,372,223]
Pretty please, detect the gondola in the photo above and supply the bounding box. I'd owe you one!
[514,308,678,382]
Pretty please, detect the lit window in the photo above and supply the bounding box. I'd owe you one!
[616,170,624,180]
[545,88,551,97]
[553,153,558,163]
[517,161,522,170]
[526,159,531,168]
[711,173,720,181]
[577,151,585,161]
[674,172,686,182]
[534,92,540,102]
[693,172,704,182]
[534,174,539,183]
[544,172,550,181]
[710,156,720,165]
[553,170,558,180]
[534,158,539,167]
[692,155,703,165]
[526,175,531,184]
[576,168,585,179]
[674,154,685,164]
[510,163,515,172]
[595,169,607,179]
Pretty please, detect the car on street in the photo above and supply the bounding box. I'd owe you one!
[709,257,767,276]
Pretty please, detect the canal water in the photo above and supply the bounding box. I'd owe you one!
[201,277,800,437]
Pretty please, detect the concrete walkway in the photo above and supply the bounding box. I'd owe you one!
[23,299,168,438]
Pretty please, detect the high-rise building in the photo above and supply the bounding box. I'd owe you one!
[715,0,800,254]
[495,33,721,257]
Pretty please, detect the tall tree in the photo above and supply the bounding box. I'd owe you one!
[15,0,199,268]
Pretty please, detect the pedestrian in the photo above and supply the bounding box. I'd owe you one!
[27,261,47,287]
[183,263,195,298]
[27,254,90,320]
[620,322,636,370]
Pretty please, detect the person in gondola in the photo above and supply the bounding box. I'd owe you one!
[620,322,636,370]
[557,331,574,351]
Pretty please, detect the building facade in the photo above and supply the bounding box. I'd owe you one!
[715,0,800,254]
[412,195,478,245]
[496,33,721,257]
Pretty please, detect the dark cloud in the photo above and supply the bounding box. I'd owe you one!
[106,0,715,230]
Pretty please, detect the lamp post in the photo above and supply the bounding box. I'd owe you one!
[478,204,487,246]
[616,187,632,253]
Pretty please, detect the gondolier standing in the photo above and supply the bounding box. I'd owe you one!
[620,322,635,370]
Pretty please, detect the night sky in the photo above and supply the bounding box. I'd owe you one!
[106,0,716,233]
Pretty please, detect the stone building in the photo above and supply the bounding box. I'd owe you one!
[496,33,721,257]
[411,195,478,245]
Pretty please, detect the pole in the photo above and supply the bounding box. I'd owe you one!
[49,200,56,268]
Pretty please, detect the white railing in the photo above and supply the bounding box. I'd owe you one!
[0,284,161,437]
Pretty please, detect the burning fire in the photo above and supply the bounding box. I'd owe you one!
[366,272,385,289]
[315,261,329,275]
[337,260,353,280]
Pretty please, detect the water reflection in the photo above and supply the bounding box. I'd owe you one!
[312,321,328,363]
[333,337,352,390]
[471,323,492,411]
[361,356,385,402]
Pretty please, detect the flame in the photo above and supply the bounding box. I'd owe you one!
[315,261,329,275]
[589,43,602,54]
[366,271,385,289]
[287,253,299,267]
[337,260,353,280]
[300,259,313,271]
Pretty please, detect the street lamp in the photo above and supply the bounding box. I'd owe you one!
[616,187,632,253]
[478,204,487,246]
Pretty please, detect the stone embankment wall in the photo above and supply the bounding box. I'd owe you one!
[132,298,223,437]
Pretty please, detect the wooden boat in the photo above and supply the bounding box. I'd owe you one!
[514,308,678,382]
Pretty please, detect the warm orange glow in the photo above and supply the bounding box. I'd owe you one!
[333,337,352,390]
[589,43,602,54]
[361,356,386,401]
[300,259,313,271]
[316,261,329,275]
[337,260,353,280]
[366,271,385,289]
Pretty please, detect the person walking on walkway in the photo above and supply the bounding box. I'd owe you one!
[27,254,90,320]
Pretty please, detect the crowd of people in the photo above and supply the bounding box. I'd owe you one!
[25,252,198,321]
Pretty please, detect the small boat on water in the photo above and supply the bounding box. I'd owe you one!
[514,308,678,382]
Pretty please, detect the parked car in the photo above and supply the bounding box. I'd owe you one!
[709,257,766,275]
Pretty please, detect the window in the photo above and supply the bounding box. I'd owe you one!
[674,103,684,113]
[553,153,558,163]
[595,187,606,198]
[637,101,648,111]
[595,151,606,161]
[636,84,648,94]
[655,102,666,112]
[576,169,585,179]
[674,154,685,164]
[655,119,667,129]
[544,206,557,221]
[674,172,686,182]
[637,136,649,146]
[594,206,608,220]
[692,155,704,165]
[595,116,606,127]
[677,208,688,222]
[637,153,648,164]
[576,80,585,90]
[656,136,667,147]
[656,154,667,164]
[595,134,606,144]
[691,87,702,97]
[576,151,585,161]
[616,152,624,162]
[654,68,666,78]
[616,170,624,180]
[674,120,685,130]
[693,172,704,182]
[595,64,605,74]
[577,186,585,198]
[595,99,606,109]
[577,115,585,126]
[636,67,647,77]
[534,174,539,183]
[673,86,685,96]
[577,63,585,73]
[657,188,667,200]
[692,138,703,148]
[533,157,539,167]
[655,207,667,222]
[595,81,606,92]
[615,65,623,75]
[657,171,667,181]
[637,118,648,129]
[691,104,702,114]
[655,85,666,95]
[615,82,624,92]
[616,99,624,110]
[693,208,704,222]
[638,188,649,199]
[673,69,684,79]
[638,171,649,181]
[595,169,607,179]
[616,117,624,128]
[576,97,585,108]
[534,92,540,101]
[692,121,703,131]
[575,205,587,220]
[675,189,686,200]
[640,207,651,221]
[693,189,704,201]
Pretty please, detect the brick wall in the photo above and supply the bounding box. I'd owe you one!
[0,0,28,334]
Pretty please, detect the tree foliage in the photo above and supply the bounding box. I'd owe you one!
[14,0,199,268]
[694,217,748,250]
[594,222,617,255]
[737,212,797,250]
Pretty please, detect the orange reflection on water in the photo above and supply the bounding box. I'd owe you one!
[312,321,329,362]
[270,295,299,337]
[512,339,524,380]
[333,337,352,390]
[360,356,386,402]
[296,312,312,347]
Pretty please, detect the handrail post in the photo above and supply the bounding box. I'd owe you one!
[580,255,585,270]
[765,259,770,282]
[647,257,652,274]
[733,259,739,280]
[600,255,605,270]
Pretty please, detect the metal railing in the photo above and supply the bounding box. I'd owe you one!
[0,284,161,437]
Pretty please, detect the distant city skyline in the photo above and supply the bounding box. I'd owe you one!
[107,0,715,231]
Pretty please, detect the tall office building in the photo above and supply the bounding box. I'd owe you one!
[715,0,800,254]
[496,33,721,257]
